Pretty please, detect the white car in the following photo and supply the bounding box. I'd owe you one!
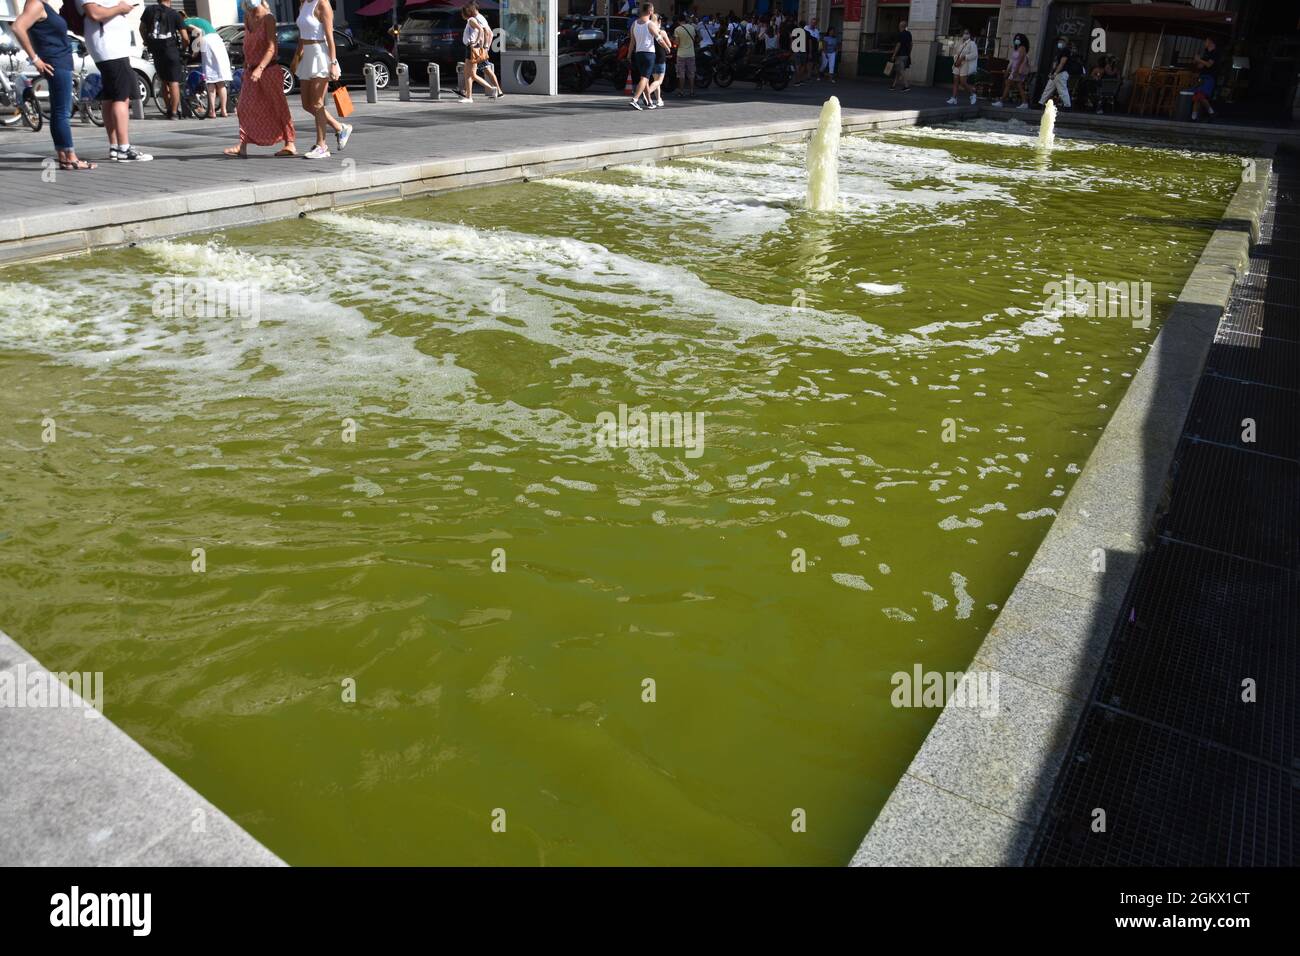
[21,31,156,111]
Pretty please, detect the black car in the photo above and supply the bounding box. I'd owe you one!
[397,9,498,79]
[273,27,398,94]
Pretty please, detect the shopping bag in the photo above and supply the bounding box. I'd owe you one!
[332,83,354,118]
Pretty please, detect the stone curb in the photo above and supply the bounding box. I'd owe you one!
[0,629,285,866]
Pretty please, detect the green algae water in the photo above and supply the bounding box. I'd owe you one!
[0,121,1242,865]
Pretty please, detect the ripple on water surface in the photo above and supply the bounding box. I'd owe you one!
[0,123,1243,865]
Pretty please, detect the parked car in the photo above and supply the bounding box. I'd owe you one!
[216,24,246,67]
[397,8,498,79]
[23,32,156,113]
[273,26,397,94]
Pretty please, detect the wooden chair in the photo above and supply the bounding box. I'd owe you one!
[1155,70,1193,116]
[1127,67,1153,114]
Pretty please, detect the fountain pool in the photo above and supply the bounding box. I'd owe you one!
[0,120,1243,865]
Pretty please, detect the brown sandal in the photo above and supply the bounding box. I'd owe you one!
[223,146,247,157]
[274,147,296,157]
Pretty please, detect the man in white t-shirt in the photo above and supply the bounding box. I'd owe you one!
[947,28,979,106]
[76,0,151,161]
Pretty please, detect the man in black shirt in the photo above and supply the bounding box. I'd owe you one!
[1191,37,1219,121]
[889,19,912,92]
[140,0,189,119]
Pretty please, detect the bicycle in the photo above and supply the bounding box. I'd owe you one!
[0,43,43,132]
[30,46,105,126]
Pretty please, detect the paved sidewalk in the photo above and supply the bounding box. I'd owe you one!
[0,80,953,222]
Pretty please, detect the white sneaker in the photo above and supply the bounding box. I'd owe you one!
[946,96,958,105]
[970,93,977,105]
[304,144,330,159]
[991,100,1003,108]
[112,146,153,162]
[335,123,353,151]
[1017,102,1029,110]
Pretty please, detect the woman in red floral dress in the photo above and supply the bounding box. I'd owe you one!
[224,0,296,157]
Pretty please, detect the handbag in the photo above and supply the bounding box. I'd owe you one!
[883,59,894,77]
[332,83,354,117]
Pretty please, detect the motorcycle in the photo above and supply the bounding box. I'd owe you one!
[594,39,629,88]
[558,50,595,93]
[712,41,792,91]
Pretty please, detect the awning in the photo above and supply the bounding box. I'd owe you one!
[354,0,500,15]
[1090,2,1233,40]
[354,0,396,16]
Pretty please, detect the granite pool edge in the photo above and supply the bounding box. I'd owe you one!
[0,628,285,866]
[0,105,975,266]
[849,150,1276,867]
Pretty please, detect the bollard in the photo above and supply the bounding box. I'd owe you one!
[427,62,440,100]
[129,78,144,120]
[363,63,378,104]
[396,63,410,102]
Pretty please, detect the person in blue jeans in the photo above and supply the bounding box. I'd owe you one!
[12,0,96,169]
[13,0,94,167]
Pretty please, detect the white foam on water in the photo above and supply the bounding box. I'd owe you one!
[832,572,872,592]
[858,282,905,296]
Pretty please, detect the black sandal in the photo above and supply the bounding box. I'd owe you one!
[57,158,97,170]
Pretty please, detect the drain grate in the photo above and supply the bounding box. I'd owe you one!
[1096,536,1299,766]
[1185,374,1300,459]
[1205,330,1300,390]
[1217,296,1300,343]
[1160,436,1300,569]
[1030,706,1296,866]
[1235,267,1300,306]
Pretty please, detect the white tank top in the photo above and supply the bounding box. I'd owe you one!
[297,0,326,41]
[632,20,655,54]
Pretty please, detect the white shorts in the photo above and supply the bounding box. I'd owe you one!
[296,43,331,81]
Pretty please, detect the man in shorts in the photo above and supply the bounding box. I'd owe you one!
[140,0,188,119]
[674,15,696,97]
[76,0,151,161]
[889,19,911,92]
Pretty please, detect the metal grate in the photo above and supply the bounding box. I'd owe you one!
[1031,706,1295,866]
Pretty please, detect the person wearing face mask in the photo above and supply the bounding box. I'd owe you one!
[1039,35,1073,110]
[992,33,1029,108]
[946,29,978,106]
[223,0,296,157]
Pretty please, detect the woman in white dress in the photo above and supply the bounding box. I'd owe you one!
[198,27,233,118]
